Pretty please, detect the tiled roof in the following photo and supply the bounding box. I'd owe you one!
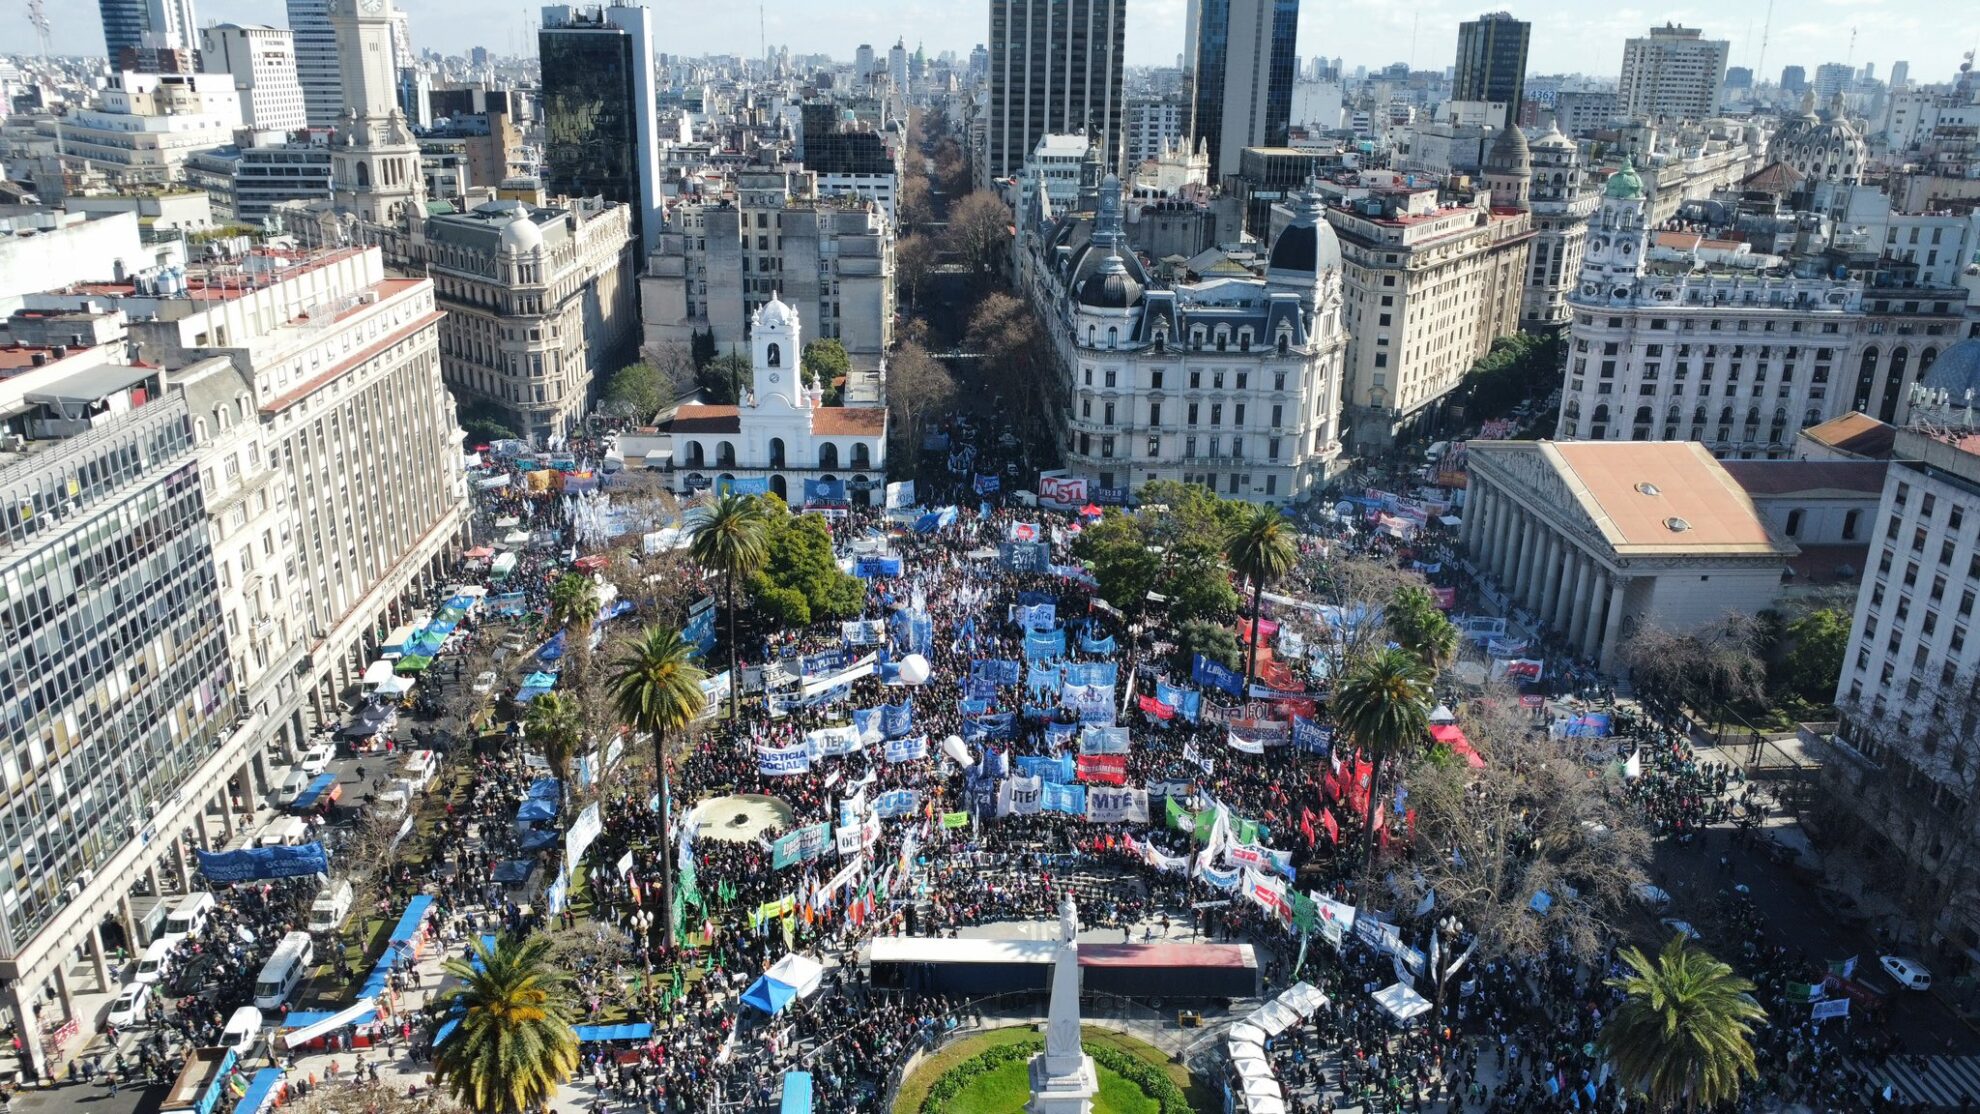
[1720,459,1889,497]
[1799,412,1898,459]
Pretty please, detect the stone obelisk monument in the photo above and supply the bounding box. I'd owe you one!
[1029,893,1099,1114]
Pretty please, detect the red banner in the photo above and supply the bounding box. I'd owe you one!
[1320,807,1339,844]
[1076,754,1128,786]
[1137,694,1175,720]
[1300,807,1317,847]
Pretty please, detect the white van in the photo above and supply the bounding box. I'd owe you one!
[221,1006,264,1055]
[278,769,311,806]
[161,893,213,943]
[256,816,309,847]
[252,931,315,1009]
[402,749,438,789]
[134,939,175,985]
[307,880,353,935]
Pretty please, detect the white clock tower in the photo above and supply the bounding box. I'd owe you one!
[328,0,424,227]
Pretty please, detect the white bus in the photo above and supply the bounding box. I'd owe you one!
[253,931,315,1009]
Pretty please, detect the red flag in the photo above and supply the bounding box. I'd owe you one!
[1406,808,1417,838]
[1323,772,1341,803]
[1137,694,1175,720]
[1320,808,1340,844]
[1299,807,1317,847]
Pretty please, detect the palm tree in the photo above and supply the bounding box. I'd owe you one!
[432,934,580,1113]
[685,493,770,719]
[547,572,603,684]
[608,624,707,954]
[1331,647,1433,873]
[1223,507,1298,692]
[522,691,583,829]
[1389,585,1461,673]
[1603,936,1768,1112]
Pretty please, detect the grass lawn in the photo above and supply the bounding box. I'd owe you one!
[892,1025,1204,1114]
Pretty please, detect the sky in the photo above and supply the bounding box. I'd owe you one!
[41,0,1980,86]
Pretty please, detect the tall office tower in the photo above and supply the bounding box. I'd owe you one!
[100,0,199,66]
[968,43,988,83]
[983,0,1126,189]
[1182,0,1201,71]
[539,3,663,259]
[888,39,908,91]
[328,0,424,227]
[855,43,875,78]
[1780,65,1806,94]
[1890,61,1910,89]
[1187,0,1299,181]
[285,0,343,127]
[200,24,308,134]
[1453,11,1531,130]
[1813,62,1854,104]
[1617,23,1729,121]
[1724,66,1753,90]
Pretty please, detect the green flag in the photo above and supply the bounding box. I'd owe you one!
[1193,806,1220,844]
[1166,796,1193,832]
[942,810,970,829]
[1238,818,1260,846]
[1286,890,1317,935]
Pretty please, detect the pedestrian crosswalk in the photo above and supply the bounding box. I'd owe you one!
[1855,1054,1980,1108]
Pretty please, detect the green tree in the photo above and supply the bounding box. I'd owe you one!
[1224,507,1298,691]
[945,189,1012,283]
[801,338,851,398]
[747,501,866,623]
[1777,607,1849,707]
[608,625,707,952]
[1603,937,1768,1112]
[432,935,580,1113]
[521,691,583,829]
[547,572,602,686]
[1388,584,1461,672]
[601,361,673,423]
[1332,647,1433,872]
[697,352,750,405]
[1175,619,1242,671]
[1074,511,1163,618]
[685,492,770,719]
[459,400,520,445]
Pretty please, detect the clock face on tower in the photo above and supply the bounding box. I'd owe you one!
[360,0,384,12]
[768,373,780,384]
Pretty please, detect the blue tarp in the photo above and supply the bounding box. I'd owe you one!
[291,772,339,810]
[237,1069,285,1114]
[527,777,561,800]
[493,859,533,884]
[781,1072,813,1114]
[519,828,558,851]
[432,1016,461,1049]
[741,975,799,1015]
[517,798,557,822]
[538,630,567,662]
[361,896,434,999]
[195,843,330,883]
[575,1023,655,1042]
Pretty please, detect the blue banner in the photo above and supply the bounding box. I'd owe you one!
[973,473,1002,494]
[969,659,1021,686]
[684,606,717,658]
[1156,681,1202,722]
[802,649,852,679]
[1040,781,1087,815]
[1064,661,1118,688]
[922,432,951,452]
[1094,486,1130,506]
[873,789,921,817]
[1023,628,1067,662]
[1022,704,1056,721]
[757,744,811,776]
[1045,721,1079,748]
[853,555,903,578]
[196,843,331,883]
[1018,754,1077,784]
[883,699,915,739]
[884,735,929,763]
[999,542,1050,573]
[803,478,848,506]
[1192,654,1245,697]
[1027,663,1062,697]
[852,707,884,744]
[914,506,958,534]
[1292,717,1334,756]
[963,712,1016,741]
[1079,630,1118,655]
[1011,602,1056,630]
[715,476,771,497]
[960,697,992,717]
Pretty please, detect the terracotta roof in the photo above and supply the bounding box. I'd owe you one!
[1740,160,1806,194]
[1798,411,1898,460]
[1545,441,1792,555]
[664,405,741,434]
[1720,459,1890,498]
[811,406,887,437]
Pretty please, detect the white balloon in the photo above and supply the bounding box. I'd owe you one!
[941,734,973,768]
[898,653,932,686]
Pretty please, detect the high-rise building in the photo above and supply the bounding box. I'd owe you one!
[855,43,875,78]
[1182,0,1201,72]
[968,44,988,83]
[200,24,308,135]
[1617,23,1729,121]
[1453,11,1530,131]
[100,0,199,69]
[1520,120,1596,329]
[983,0,1126,189]
[1780,65,1807,94]
[539,3,663,259]
[284,0,343,128]
[1891,60,1910,90]
[888,38,908,91]
[1724,66,1753,90]
[1813,62,1854,104]
[1123,96,1189,165]
[426,197,639,439]
[1188,0,1299,181]
[59,73,242,186]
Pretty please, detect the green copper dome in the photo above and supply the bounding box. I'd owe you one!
[1605,156,1644,200]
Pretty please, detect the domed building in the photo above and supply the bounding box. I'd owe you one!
[423,195,639,440]
[1765,91,1866,184]
[1021,175,1349,505]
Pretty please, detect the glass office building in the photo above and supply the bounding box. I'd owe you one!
[538,3,661,257]
[1454,12,1532,130]
[1189,0,1299,181]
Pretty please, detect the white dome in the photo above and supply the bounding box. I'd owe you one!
[498,214,543,253]
[754,295,795,329]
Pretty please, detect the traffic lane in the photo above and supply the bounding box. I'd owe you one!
[1650,825,1977,1053]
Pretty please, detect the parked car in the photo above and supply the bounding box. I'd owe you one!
[472,671,498,696]
[1879,955,1932,990]
[107,982,152,1027]
[221,1006,264,1055]
[298,745,334,776]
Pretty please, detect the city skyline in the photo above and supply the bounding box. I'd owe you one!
[33,0,1978,85]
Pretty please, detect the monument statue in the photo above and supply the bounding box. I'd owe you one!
[1030,892,1098,1113]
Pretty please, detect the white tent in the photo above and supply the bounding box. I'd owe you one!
[1226,1039,1266,1064]
[1429,703,1457,724]
[284,997,376,1048]
[1278,981,1329,1016]
[1242,1078,1283,1104]
[1242,1094,1287,1114]
[1227,1021,1268,1046]
[376,676,415,697]
[361,659,395,686]
[765,952,825,999]
[1372,981,1433,1023]
[1244,998,1303,1037]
